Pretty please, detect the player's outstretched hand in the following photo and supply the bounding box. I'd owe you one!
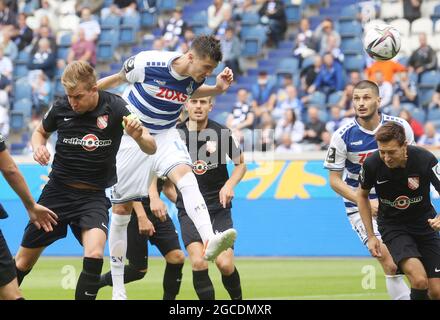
[123,115,143,140]
[33,145,51,166]
[150,197,167,222]
[137,215,155,236]
[367,236,381,258]
[219,182,234,209]
[428,215,440,231]
[28,203,58,232]
[215,67,234,92]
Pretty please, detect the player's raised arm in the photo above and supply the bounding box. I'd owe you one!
[97,68,128,90]
[191,67,234,99]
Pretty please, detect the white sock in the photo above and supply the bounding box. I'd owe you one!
[385,275,410,300]
[176,172,214,242]
[109,214,131,298]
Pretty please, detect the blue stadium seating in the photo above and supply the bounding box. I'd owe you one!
[285,5,301,24]
[307,91,326,109]
[411,108,426,123]
[338,4,359,21]
[157,0,177,12]
[13,78,32,102]
[13,98,32,118]
[276,57,300,76]
[9,110,25,133]
[140,10,157,28]
[338,20,363,38]
[327,91,343,107]
[340,38,364,55]
[343,54,365,72]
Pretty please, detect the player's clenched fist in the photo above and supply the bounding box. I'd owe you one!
[33,145,51,166]
[123,115,143,140]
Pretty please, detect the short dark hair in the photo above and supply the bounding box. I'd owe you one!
[190,35,223,62]
[353,80,379,97]
[375,122,406,146]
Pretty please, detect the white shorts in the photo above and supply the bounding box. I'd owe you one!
[111,128,192,203]
[348,212,382,245]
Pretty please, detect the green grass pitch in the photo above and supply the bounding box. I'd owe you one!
[20,257,392,300]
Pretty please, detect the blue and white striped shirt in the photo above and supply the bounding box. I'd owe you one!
[324,114,415,215]
[121,51,204,134]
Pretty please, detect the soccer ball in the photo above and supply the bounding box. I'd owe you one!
[364,24,401,61]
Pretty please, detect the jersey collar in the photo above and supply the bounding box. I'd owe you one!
[354,113,384,135]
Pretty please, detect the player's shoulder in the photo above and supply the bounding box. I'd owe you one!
[408,145,436,162]
[331,119,357,145]
[382,114,408,127]
[51,95,69,111]
[100,90,125,105]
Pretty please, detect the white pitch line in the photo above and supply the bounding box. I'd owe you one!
[251,292,388,300]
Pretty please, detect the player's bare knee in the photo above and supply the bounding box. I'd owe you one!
[428,287,440,300]
[410,275,428,289]
[166,250,185,264]
[112,203,132,216]
[191,256,208,270]
[215,258,234,275]
[15,251,35,271]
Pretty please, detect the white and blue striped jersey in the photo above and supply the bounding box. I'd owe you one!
[121,51,204,134]
[324,114,414,215]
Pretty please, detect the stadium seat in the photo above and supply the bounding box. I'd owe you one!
[276,57,299,76]
[14,50,30,64]
[258,59,278,72]
[419,70,440,89]
[410,108,426,123]
[157,0,176,12]
[13,98,32,118]
[428,108,440,121]
[327,91,343,107]
[340,38,363,55]
[343,54,364,72]
[389,18,411,38]
[285,5,301,24]
[9,110,25,133]
[140,10,157,28]
[338,20,363,38]
[100,15,121,29]
[411,18,433,36]
[13,63,28,79]
[13,78,32,102]
[308,91,326,109]
[338,4,359,21]
[418,88,435,108]
[119,25,137,45]
[380,2,403,20]
[188,10,207,28]
[301,55,316,70]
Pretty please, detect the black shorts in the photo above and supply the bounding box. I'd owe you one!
[0,229,16,287]
[380,224,440,278]
[178,207,233,248]
[127,210,181,270]
[21,180,111,249]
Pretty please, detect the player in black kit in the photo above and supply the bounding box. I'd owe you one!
[13,61,157,300]
[358,122,440,300]
[97,177,185,300]
[175,96,246,300]
[0,135,57,300]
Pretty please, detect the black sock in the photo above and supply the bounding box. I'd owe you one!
[193,269,215,300]
[163,262,184,300]
[98,264,146,289]
[75,257,103,300]
[15,263,31,286]
[222,267,242,300]
[410,288,429,300]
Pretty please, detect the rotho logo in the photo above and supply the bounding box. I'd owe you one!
[63,134,112,151]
